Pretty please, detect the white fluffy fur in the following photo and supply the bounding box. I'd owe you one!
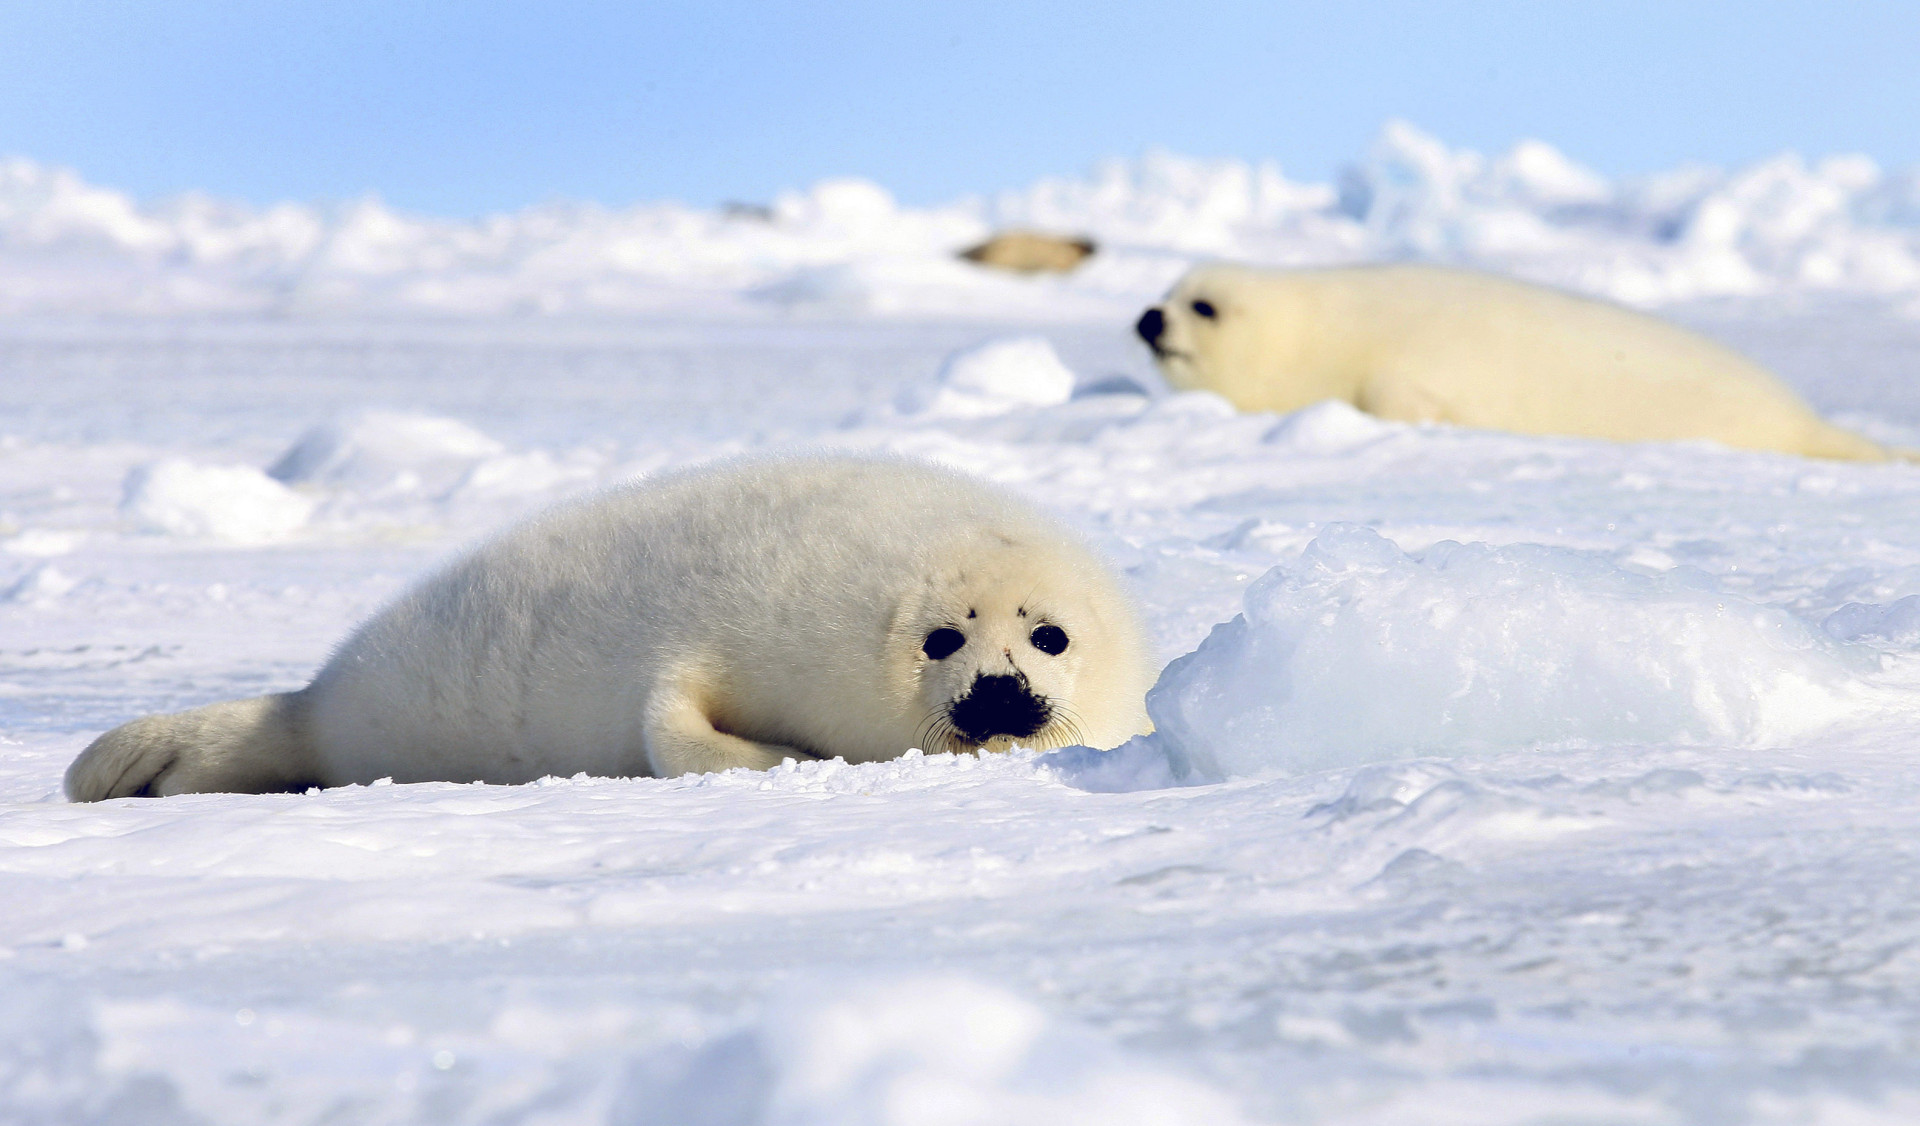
[1144,263,1892,460]
[66,457,1154,800]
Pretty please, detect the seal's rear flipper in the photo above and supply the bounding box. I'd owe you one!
[642,680,817,778]
[65,692,319,801]
[1798,420,1897,463]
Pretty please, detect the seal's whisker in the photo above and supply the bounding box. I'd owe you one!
[1045,699,1091,749]
[919,713,967,755]
[915,710,952,752]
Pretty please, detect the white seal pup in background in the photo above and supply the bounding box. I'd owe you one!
[1136,263,1895,461]
[67,457,1154,800]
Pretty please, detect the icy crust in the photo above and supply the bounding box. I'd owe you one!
[5,119,1920,317]
[640,976,1248,1126]
[3,735,1916,1124]
[1,969,1245,1126]
[1148,525,1879,780]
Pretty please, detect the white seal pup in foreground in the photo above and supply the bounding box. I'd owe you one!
[67,457,1154,800]
[1136,263,1894,461]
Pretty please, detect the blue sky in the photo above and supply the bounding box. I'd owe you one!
[2,1,1916,216]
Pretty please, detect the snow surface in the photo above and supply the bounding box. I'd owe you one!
[8,125,1920,1123]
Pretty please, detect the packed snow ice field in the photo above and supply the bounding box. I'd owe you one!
[7,125,1920,1123]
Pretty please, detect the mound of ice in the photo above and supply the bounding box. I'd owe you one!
[900,337,1077,418]
[1149,525,1871,780]
[1262,400,1396,454]
[2,564,79,605]
[1825,596,1920,647]
[621,976,1245,1126]
[121,458,314,544]
[268,411,504,492]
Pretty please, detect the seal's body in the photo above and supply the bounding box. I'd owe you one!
[959,231,1097,274]
[68,458,1154,799]
[1137,263,1890,461]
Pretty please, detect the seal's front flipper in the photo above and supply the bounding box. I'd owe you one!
[65,692,319,801]
[642,683,814,778]
[1357,373,1455,426]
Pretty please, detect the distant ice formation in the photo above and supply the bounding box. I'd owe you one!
[4,120,1919,317]
[269,411,506,491]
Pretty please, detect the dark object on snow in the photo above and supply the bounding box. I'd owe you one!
[959,231,1097,274]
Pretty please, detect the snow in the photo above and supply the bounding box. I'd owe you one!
[7,125,1920,1122]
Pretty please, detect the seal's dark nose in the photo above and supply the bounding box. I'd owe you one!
[949,674,1050,744]
[1135,307,1165,347]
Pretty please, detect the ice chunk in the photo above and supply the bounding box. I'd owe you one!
[900,336,1076,418]
[121,458,314,545]
[1824,595,1920,646]
[1488,139,1612,209]
[1035,739,1184,793]
[267,411,504,491]
[1149,525,1871,780]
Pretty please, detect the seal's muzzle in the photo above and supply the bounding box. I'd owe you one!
[949,673,1050,744]
[1135,307,1165,349]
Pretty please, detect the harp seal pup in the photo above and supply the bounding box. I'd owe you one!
[66,457,1154,800]
[959,231,1097,274]
[1136,263,1894,461]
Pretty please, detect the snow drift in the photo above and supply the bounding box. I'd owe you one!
[896,336,1078,418]
[1148,524,1875,780]
[617,976,1245,1126]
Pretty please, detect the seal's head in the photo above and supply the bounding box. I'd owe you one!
[1135,264,1294,398]
[892,530,1152,755]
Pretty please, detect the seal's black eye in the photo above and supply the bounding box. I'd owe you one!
[923,628,965,660]
[1029,624,1069,655]
[1190,299,1217,319]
